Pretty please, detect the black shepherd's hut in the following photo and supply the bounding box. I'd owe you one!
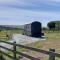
[23,21,42,37]
[31,21,42,37]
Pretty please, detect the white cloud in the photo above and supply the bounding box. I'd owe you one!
[0,6,60,26]
[0,0,16,3]
[0,0,60,5]
[0,0,60,9]
[50,0,60,3]
[0,0,60,26]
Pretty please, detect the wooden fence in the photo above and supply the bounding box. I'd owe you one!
[0,41,60,60]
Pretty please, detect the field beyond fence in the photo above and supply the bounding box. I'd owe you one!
[0,41,60,60]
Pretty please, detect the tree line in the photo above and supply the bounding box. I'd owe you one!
[43,21,60,31]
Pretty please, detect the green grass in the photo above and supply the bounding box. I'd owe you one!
[0,29,23,41]
[0,30,60,60]
[28,31,60,60]
[0,29,24,60]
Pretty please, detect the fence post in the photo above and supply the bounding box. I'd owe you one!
[0,48,5,60]
[0,54,6,60]
[13,42,17,60]
[49,49,55,60]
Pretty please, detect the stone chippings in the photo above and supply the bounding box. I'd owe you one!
[0,34,45,51]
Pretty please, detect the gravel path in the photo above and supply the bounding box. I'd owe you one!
[0,34,45,51]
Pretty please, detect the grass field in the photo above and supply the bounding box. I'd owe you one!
[32,31,60,52]
[0,29,23,41]
[26,31,60,60]
[0,30,60,60]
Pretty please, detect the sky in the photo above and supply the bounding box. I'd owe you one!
[0,0,60,27]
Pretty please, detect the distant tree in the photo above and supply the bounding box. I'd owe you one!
[55,21,60,30]
[47,22,55,30]
[47,21,60,30]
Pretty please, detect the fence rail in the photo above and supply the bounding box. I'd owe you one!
[0,41,60,60]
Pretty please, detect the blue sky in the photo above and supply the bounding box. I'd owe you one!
[0,0,60,27]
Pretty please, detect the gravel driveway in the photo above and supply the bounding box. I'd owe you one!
[0,34,45,51]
